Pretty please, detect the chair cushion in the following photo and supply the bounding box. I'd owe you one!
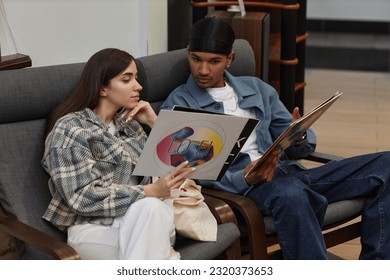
[175,223,240,260]
[322,197,365,227]
[263,198,365,235]
[0,39,252,260]
[0,208,21,259]
[0,119,66,259]
[0,63,84,124]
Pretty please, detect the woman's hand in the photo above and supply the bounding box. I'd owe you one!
[243,150,279,186]
[120,100,157,128]
[144,161,195,199]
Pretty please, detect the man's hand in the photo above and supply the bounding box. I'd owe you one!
[292,106,301,122]
[243,150,279,186]
[292,106,307,142]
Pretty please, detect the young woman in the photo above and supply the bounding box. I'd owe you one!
[42,48,194,260]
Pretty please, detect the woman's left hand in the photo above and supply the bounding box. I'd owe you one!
[120,100,157,127]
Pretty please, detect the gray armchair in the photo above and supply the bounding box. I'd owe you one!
[0,51,240,260]
[134,39,364,259]
[0,39,364,260]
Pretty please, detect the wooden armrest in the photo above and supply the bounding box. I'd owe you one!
[203,194,242,259]
[0,215,80,260]
[204,194,238,225]
[305,151,345,163]
[202,188,269,259]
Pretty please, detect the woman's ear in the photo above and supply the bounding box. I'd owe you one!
[100,86,108,97]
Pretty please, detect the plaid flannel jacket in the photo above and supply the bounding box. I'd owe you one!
[42,108,150,231]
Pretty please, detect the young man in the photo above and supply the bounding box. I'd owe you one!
[161,17,390,259]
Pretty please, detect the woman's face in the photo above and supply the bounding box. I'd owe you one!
[100,60,142,110]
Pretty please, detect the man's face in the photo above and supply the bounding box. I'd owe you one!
[188,51,234,89]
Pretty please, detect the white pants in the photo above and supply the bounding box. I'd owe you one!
[67,197,179,260]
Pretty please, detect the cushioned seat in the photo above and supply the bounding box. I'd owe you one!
[263,198,365,235]
[0,53,240,260]
[131,39,364,259]
[176,223,240,260]
[0,39,363,260]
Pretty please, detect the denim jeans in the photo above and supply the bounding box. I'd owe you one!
[247,151,390,259]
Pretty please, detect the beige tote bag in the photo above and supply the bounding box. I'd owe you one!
[165,179,217,242]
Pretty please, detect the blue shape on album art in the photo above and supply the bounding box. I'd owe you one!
[156,126,223,167]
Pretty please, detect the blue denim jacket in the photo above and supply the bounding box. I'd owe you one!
[161,71,316,195]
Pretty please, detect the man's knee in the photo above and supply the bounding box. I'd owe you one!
[249,177,326,212]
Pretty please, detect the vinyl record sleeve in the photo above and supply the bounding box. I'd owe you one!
[133,109,259,180]
[245,91,343,178]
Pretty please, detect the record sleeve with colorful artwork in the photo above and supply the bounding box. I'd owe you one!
[133,109,259,180]
[245,91,343,178]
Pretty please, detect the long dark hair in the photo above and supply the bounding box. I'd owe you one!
[45,48,135,135]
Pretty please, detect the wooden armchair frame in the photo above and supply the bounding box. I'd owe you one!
[202,152,363,259]
[0,208,80,260]
[0,195,241,260]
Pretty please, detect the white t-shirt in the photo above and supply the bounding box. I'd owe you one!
[108,120,116,135]
[207,82,261,161]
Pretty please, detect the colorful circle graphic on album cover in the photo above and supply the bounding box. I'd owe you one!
[156,126,223,167]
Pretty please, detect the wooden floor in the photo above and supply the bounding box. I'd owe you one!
[302,68,390,259]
